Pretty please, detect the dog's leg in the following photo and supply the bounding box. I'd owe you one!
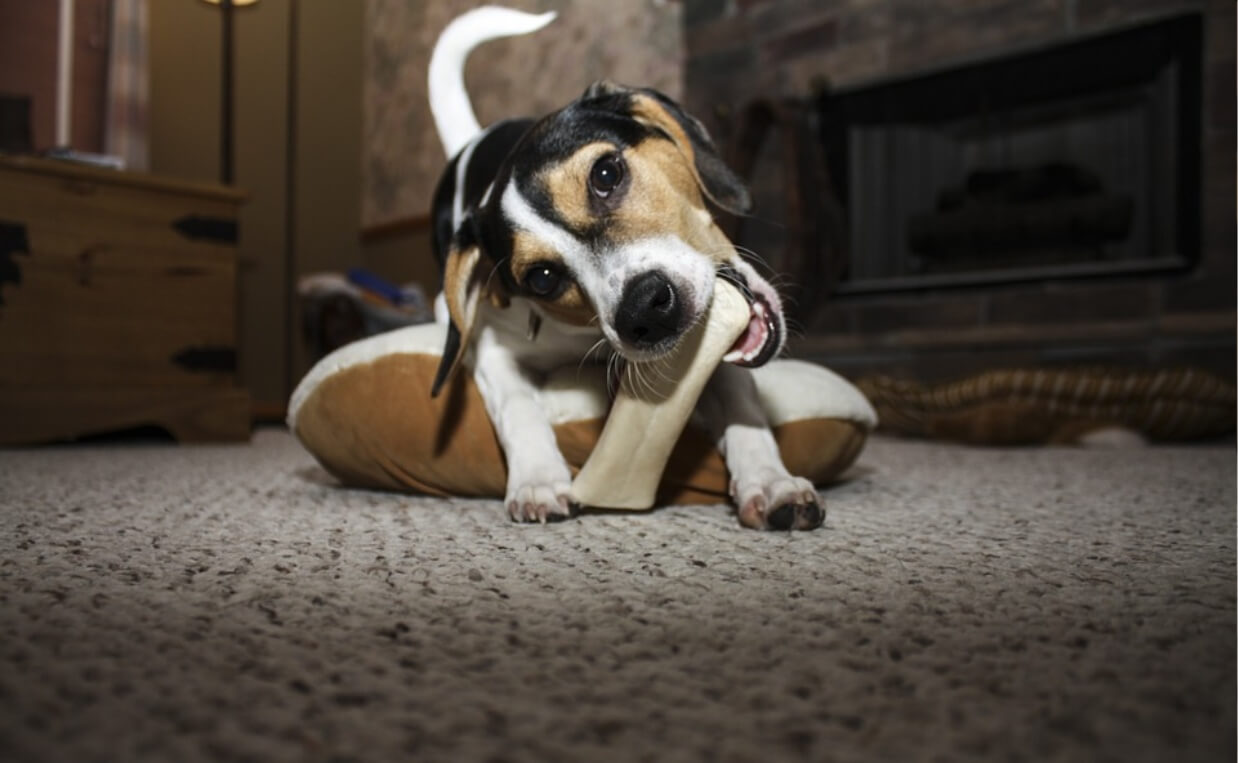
[698,363,824,530]
[472,334,573,523]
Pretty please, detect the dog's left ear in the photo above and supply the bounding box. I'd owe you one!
[431,239,487,397]
[625,87,752,215]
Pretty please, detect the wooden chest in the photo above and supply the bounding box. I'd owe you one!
[0,156,250,443]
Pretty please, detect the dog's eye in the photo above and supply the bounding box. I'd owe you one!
[589,154,624,198]
[524,263,563,297]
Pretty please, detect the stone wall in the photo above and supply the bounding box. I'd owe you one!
[684,0,1236,381]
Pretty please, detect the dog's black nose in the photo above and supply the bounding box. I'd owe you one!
[615,271,682,348]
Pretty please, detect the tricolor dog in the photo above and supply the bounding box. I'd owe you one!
[427,6,823,530]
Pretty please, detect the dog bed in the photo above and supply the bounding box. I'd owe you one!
[288,322,877,505]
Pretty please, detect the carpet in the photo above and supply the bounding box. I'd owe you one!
[1,429,1234,762]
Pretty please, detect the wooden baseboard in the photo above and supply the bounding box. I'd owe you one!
[251,399,289,424]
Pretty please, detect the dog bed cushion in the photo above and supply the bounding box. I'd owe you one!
[288,323,877,505]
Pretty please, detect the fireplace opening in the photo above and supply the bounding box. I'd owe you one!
[818,13,1202,294]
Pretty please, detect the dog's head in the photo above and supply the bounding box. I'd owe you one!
[434,82,786,394]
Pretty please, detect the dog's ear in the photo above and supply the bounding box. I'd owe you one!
[431,240,487,397]
[628,89,752,215]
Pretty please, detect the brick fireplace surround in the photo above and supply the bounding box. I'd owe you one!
[684,0,1235,383]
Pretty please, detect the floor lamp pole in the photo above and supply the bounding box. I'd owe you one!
[220,0,234,184]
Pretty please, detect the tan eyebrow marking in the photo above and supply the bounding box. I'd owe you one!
[541,141,614,232]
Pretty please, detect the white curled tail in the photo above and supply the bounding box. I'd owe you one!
[428,6,557,158]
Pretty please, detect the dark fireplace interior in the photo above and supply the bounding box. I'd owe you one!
[685,3,1233,384]
[820,14,1202,293]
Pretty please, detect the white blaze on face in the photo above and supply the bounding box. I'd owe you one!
[500,180,589,264]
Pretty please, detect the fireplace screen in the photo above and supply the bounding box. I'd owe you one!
[819,14,1202,293]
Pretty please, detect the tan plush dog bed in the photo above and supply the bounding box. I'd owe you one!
[288,323,877,505]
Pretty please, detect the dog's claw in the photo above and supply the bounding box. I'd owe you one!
[506,481,573,524]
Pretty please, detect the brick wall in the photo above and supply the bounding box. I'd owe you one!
[684,0,1235,381]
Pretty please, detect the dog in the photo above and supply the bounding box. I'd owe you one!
[426,6,823,530]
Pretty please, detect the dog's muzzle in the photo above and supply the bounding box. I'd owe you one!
[613,268,782,369]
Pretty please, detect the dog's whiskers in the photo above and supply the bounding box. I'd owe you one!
[629,360,662,401]
[581,337,609,365]
[605,351,624,397]
[732,244,772,271]
[647,354,678,388]
[703,243,777,277]
[625,362,639,398]
[576,338,612,382]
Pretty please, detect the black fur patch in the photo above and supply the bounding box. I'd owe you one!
[430,118,535,265]
[431,321,462,398]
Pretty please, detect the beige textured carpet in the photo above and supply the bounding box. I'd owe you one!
[1,429,1234,762]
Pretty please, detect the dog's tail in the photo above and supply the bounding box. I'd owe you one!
[428,6,556,158]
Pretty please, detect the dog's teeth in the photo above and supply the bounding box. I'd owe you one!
[725,347,758,364]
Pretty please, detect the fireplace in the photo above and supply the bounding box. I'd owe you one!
[818,13,1203,294]
[684,2,1233,383]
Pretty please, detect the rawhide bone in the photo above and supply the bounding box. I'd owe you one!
[569,278,752,509]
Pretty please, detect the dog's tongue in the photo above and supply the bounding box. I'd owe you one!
[723,299,772,366]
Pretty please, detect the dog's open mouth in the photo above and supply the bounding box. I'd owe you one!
[604,276,781,395]
[722,291,779,368]
[716,269,781,368]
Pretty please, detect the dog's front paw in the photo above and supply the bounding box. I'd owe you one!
[505,468,574,524]
[731,472,824,531]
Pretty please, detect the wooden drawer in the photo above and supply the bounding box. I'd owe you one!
[0,156,250,443]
